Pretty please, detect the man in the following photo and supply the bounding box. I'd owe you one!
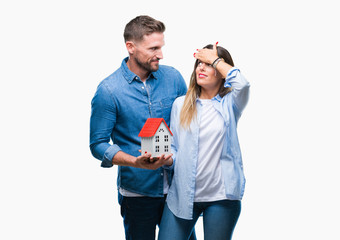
[90,16,195,240]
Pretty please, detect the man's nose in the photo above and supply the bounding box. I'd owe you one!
[156,49,163,59]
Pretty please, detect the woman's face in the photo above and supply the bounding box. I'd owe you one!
[195,61,222,91]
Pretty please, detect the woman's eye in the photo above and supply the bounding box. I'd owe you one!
[198,62,212,67]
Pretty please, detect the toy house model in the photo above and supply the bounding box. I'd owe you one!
[138,118,173,157]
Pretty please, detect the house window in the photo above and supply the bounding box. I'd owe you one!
[159,128,164,132]
[164,135,169,142]
[155,136,159,142]
[155,146,160,152]
[164,145,169,152]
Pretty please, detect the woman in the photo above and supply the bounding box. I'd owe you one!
[158,43,250,240]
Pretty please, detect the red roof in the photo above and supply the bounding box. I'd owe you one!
[138,118,173,137]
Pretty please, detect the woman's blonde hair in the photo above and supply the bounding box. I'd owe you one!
[180,44,235,128]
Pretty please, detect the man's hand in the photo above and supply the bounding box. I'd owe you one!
[135,152,173,170]
[134,152,152,168]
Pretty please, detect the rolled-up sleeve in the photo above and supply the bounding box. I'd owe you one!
[225,67,250,115]
[90,83,121,168]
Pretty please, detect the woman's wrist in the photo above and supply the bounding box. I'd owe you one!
[212,57,225,69]
[164,157,173,166]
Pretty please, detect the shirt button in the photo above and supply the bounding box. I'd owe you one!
[161,173,164,176]
[142,86,144,89]
[149,102,152,105]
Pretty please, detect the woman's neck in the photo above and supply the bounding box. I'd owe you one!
[199,88,218,99]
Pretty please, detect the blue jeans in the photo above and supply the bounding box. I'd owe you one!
[119,193,197,240]
[158,200,241,240]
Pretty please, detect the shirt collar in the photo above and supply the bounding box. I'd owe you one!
[121,57,158,83]
[196,94,222,105]
[213,94,222,102]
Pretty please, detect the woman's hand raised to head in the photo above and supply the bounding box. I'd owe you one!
[194,42,219,65]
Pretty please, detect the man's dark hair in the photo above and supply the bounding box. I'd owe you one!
[124,15,165,42]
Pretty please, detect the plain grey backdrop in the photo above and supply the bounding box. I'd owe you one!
[1,0,339,239]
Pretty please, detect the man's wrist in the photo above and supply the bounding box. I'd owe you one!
[112,151,138,167]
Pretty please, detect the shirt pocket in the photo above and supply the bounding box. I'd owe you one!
[160,97,174,124]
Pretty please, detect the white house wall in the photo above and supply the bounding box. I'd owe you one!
[140,122,172,158]
[153,122,171,157]
[141,137,153,155]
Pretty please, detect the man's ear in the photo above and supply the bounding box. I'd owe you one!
[126,41,135,55]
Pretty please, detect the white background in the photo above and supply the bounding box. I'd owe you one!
[1,0,339,239]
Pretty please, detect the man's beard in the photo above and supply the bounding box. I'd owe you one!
[135,56,159,72]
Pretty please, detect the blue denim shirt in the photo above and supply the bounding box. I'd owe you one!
[90,57,187,197]
[166,68,250,219]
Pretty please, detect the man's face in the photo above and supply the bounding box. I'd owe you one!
[133,32,164,72]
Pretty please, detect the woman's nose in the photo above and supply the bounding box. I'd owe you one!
[198,63,206,70]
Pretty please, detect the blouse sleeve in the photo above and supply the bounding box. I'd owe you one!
[224,67,250,115]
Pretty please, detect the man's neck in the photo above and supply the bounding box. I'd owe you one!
[126,58,149,82]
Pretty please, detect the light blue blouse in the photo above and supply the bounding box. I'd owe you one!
[166,67,250,220]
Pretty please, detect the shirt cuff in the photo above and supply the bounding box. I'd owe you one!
[162,162,174,170]
[224,67,240,88]
[101,145,122,168]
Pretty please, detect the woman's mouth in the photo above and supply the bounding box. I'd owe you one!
[198,73,207,78]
